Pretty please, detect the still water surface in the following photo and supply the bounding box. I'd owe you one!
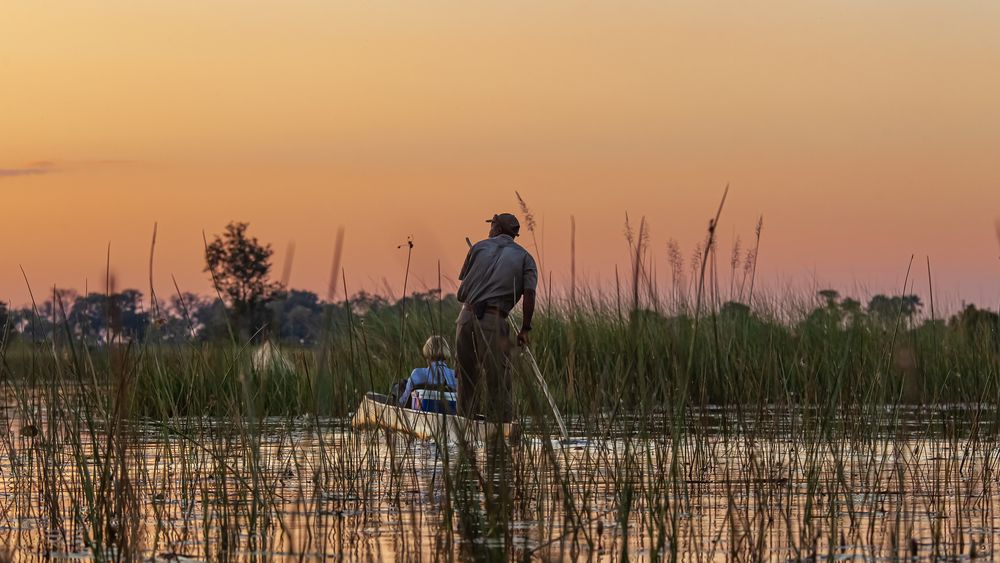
[1,405,997,561]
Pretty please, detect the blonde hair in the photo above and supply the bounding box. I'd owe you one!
[422,335,451,362]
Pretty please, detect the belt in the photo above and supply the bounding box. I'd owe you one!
[464,304,508,318]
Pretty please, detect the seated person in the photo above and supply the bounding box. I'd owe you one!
[393,335,457,408]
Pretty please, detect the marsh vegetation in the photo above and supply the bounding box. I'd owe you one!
[2,214,999,561]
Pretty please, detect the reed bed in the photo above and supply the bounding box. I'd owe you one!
[1,276,999,562]
[1,193,997,560]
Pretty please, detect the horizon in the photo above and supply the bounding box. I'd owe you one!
[3,1,1000,308]
[3,214,997,318]
[3,186,1000,314]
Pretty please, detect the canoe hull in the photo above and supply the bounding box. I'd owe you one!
[351,392,517,442]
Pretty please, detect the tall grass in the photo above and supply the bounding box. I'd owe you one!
[7,283,994,421]
[2,211,999,559]
[1,274,999,560]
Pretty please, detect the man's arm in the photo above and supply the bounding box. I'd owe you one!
[517,289,536,346]
[521,289,536,330]
[518,252,539,346]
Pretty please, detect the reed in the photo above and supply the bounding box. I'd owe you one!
[1,213,998,560]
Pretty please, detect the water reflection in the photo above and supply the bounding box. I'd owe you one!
[0,405,997,560]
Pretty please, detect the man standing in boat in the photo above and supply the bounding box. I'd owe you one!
[456,212,538,423]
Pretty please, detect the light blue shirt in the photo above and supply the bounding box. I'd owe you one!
[399,361,457,406]
[457,234,538,314]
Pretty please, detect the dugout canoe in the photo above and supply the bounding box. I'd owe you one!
[350,392,518,443]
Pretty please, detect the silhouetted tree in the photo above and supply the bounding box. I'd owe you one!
[13,307,53,342]
[204,222,281,340]
[949,304,1000,347]
[867,294,922,325]
[349,291,389,315]
[719,301,751,319]
[799,291,871,333]
[0,302,13,343]
[818,289,840,307]
[66,290,149,343]
[113,289,149,340]
[268,290,324,345]
[68,293,106,342]
[841,298,862,314]
[192,296,231,342]
[151,292,202,343]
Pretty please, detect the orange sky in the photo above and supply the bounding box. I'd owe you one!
[2,1,999,310]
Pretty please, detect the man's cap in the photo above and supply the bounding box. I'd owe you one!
[486,213,520,237]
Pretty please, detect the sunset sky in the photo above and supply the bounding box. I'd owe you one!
[2,1,999,311]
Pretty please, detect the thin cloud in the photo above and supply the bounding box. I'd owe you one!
[0,161,57,179]
[0,159,142,180]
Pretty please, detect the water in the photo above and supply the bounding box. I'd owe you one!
[1,403,999,560]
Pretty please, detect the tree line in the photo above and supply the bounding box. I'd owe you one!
[1,222,997,346]
[0,286,454,346]
[0,222,454,346]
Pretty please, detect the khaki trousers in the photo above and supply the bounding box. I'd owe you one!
[455,307,513,422]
